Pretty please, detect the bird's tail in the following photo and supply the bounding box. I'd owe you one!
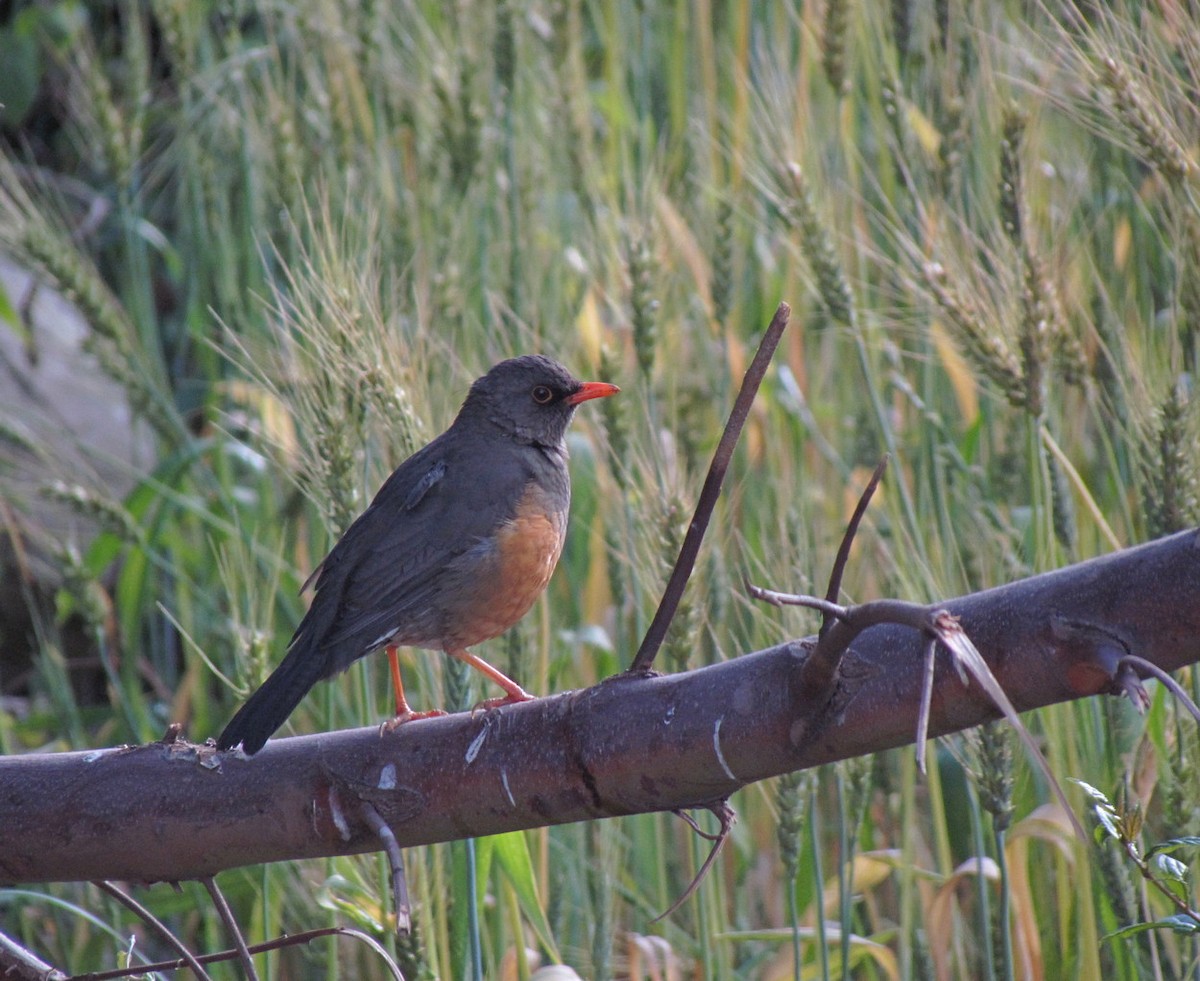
[215,641,329,755]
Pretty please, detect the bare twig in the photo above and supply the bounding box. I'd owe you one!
[746,583,848,621]
[202,877,258,981]
[67,927,405,981]
[746,585,1089,836]
[670,807,725,841]
[915,636,938,774]
[1118,654,1200,722]
[0,929,67,981]
[748,587,972,660]
[629,301,790,674]
[361,800,411,933]
[821,455,888,637]
[92,881,212,981]
[779,462,904,696]
[653,801,737,922]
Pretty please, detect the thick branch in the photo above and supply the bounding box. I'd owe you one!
[2,530,1198,885]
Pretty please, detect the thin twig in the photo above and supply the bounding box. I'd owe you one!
[629,301,790,674]
[653,801,737,922]
[747,588,936,646]
[745,582,849,621]
[915,636,938,775]
[202,877,259,981]
[68,927,405,981]
[821,455,888,637]
[361,800,412,933]
[747,450,928,701]
[746,582,1088,837]
[92,881,212,981]
[670,807,725,841]
[0,928,68,981]
[1119,654,1200,721]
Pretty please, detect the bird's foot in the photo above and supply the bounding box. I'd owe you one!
[470,690,536,716]
[379,708,449,735]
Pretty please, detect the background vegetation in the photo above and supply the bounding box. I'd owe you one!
[1,0,1198,977]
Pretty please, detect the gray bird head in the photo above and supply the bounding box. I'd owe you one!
[458,354,619,448]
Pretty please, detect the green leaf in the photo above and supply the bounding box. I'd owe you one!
[1094,804,1121,842]
[1069,778,1110,805]
[1154,853,1189,882]
[82,439,216,577]
[1161,913,1200,934]
[1146,836,1200,859]
[492,830,562,963]
[450,838,485,981]
[1104,914,1200,942]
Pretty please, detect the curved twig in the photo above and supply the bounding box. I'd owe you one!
[653,801,737,922]
[1119,654,1200,722]
[821,455,888,637]
[745,584,1089,836]
[361,800,411,933]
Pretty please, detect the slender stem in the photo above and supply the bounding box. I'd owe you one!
[0,929,65,981]
[466,839,483,981]
[69,927,404,981]
[821,455,888,638]
[630,301,790,673]
[966,792,996,981]
[994,828,1013,981]
[809,793,829,981]
[202,877,259,981]
[787,881,802,981]
[835,770,851,981]
[360,802,411,933]
[849,330,925,571]
[92,881,212,981]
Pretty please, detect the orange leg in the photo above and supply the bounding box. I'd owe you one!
[386,645,410,716]
[380,645,447,733]
[447,647,535,710]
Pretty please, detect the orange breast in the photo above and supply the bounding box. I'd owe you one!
[449,484,567,648]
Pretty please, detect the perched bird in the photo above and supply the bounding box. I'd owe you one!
[216,354,619,755]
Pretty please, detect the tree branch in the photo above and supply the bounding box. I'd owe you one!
[2,529,1198,885]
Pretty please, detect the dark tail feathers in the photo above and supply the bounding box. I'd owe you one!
[215,643,329,755]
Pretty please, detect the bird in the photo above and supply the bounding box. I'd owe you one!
[215,354,619,755]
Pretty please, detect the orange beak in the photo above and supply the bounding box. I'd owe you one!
[567,381,620,405]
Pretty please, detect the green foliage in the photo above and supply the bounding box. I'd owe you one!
[2,0,1200,977]
[1077,780,1200,948]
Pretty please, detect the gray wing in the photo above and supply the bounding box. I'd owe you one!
[295,431,537,675]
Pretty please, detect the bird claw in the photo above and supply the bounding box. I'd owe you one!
[379,708,449,735]
[470,691,536,716]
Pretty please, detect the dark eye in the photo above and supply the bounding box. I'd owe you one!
[531,385,554,404]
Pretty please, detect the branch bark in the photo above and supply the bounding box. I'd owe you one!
[2,529,1198,885]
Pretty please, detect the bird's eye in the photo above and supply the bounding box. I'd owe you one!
[531,385,554,404]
